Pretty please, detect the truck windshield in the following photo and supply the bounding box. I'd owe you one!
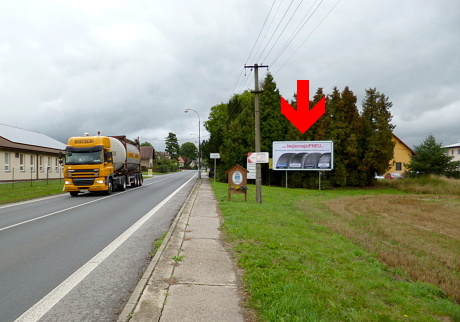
[65,151,103,165]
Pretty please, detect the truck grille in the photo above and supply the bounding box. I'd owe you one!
[72,178,95,186]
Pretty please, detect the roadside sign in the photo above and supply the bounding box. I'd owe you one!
[272,141,334,171]
[210,153,221,159]
[247,152,269,163]
[247,161,256,179]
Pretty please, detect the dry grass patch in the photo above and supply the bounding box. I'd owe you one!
[314,194,460,303]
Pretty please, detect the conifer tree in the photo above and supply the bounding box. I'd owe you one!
[359,88,395,185]
[165,132,180,160]
[406,134,458,176]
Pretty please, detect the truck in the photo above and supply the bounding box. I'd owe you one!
[60,133,143,196]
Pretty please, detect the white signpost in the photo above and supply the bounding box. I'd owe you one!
[210,153,221,183]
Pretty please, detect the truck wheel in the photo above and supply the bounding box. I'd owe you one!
[70,191,79,197]
[106,179,113,195]
[118,177,126,191]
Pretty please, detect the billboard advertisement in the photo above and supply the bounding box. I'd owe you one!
[272,141,334,171]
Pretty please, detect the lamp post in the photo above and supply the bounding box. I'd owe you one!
[184,108,201,179]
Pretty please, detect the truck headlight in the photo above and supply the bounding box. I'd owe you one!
[96,179,105,184]
[65,180,72,185]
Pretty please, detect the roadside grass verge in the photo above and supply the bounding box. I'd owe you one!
[213,182,460,321]
[377,175,460,195]
[0,180,65,205]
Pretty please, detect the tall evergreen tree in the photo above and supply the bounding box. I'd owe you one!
[360,88,395,185]
[165,132,180,160]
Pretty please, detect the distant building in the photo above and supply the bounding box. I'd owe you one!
[178,156,185,168]
[387,134,416,175]
[442,142,460,163]
[156,151,171,160]
[140,145,155,170]
[0,123,65,182]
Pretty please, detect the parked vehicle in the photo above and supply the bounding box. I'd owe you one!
[60,133,142,196]
[374,173,385,180]
[384,172,404,179]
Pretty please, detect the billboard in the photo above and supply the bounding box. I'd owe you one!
[272,141,333,171]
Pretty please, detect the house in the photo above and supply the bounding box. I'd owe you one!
[140,145,155,170]
[387,134,416,175]
[178,156,185,168]
[0,123,66,182]
[442,142,460,162]
[156,151,171,160]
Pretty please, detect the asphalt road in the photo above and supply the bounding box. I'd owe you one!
[0,171,197,322]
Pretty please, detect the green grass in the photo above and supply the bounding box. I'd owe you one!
[377,175,460,195]
[213,182,460,321]
[0,180,65,204]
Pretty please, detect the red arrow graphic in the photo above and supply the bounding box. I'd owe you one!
[281,80,326,133]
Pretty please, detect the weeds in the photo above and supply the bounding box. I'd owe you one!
[378,175,460,195]
[172,255,184,262]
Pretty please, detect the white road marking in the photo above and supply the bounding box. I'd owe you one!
[15,174,196,322]
[0,176,170,232]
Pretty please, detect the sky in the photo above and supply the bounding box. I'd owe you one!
[1,0,459,152]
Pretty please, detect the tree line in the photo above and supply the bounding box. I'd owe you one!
[201,73,396,187]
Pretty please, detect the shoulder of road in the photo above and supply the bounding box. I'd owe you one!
[118,175,245,321]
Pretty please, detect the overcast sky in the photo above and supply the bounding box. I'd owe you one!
[1,0,459,152]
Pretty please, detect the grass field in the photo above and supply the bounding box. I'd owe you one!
[213,182,460,321]
[0,180,65,205]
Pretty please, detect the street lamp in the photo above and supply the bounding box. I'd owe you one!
[184,109,201,179]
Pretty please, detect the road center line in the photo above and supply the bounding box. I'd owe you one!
[0,177,170,232]
[15,174,196,322]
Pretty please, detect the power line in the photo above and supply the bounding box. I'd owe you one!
[251,0,283,65]
[245,0,277,65]
[229,0,276,100]
[270,0,324,68]
[256,0,295,63]
[273,0,342,75]
[260,0,305,64]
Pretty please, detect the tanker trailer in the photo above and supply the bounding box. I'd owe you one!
[60,133,142,196]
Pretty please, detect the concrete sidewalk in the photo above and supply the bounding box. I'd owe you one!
[118,176,245,322]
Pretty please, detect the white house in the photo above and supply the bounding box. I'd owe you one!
[0,123,66,182]
[442,142,460,163]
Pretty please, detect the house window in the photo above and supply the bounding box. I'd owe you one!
[30,155,35,172]
[458,149,460,155]
[39,156,44,172]
[395,162,402,171]
[19,153,25,171]
[4,152,10,171]
[55,158,59,172]
[47,156,51,172]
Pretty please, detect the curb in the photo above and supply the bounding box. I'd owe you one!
[118,179,200,321]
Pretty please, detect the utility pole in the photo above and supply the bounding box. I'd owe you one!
[245,63,268,204]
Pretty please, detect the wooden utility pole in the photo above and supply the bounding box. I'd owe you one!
[245,63,268,204]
